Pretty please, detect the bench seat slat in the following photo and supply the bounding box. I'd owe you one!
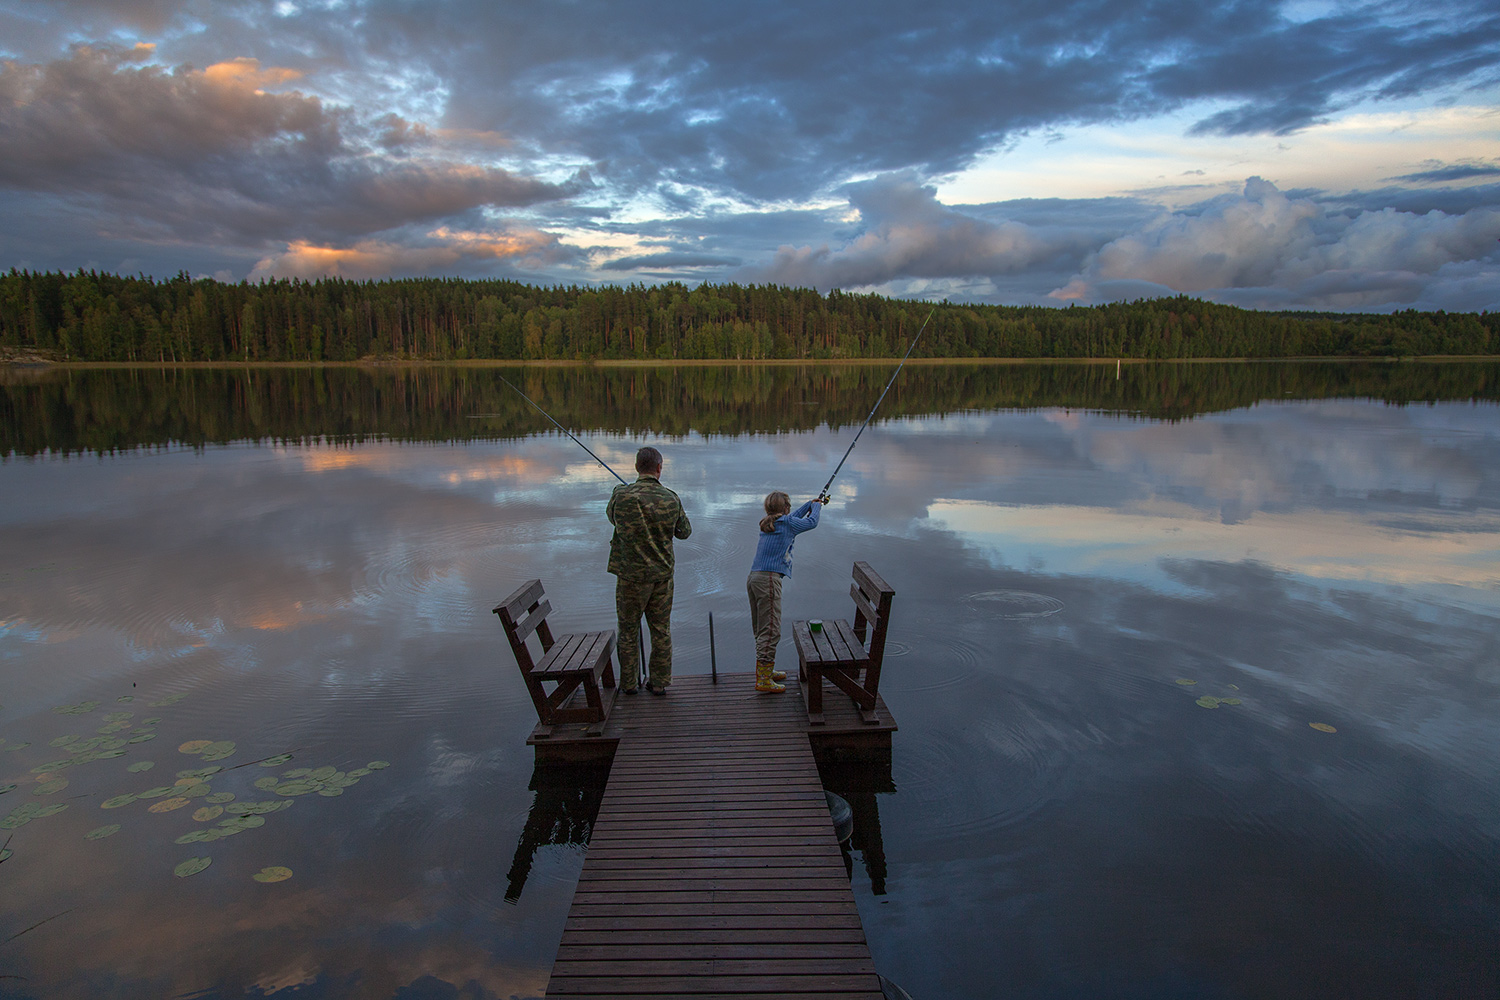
[536,631,589,676]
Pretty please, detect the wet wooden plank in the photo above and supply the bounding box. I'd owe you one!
[542,673,886,998]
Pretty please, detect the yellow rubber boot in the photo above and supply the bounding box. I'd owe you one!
[755,660,786,693]
[771,667,787,682]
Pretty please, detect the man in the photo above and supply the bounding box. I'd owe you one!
[607,446,692,694]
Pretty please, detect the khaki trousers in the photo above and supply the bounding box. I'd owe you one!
[746,570,783,663]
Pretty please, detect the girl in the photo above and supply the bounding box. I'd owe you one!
[747,490,827,692]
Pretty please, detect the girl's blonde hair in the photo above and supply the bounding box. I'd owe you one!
[759,491,791,533]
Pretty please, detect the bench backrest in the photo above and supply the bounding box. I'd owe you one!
[493,578,555,675]
[849,560,895,668]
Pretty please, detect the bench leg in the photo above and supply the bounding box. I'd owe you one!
[805,663,825,725]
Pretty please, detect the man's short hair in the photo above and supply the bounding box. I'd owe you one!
[636,446,663,474]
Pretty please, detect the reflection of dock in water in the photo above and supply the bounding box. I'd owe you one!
[525,672,895,998]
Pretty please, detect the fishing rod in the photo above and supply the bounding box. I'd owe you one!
[817,306,936,499]
[496,373,627,485]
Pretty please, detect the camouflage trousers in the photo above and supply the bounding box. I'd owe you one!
[616,575,674,690]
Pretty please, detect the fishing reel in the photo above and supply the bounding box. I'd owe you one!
[817,493,832,505]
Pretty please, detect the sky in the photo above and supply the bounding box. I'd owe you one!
[1,0,1498,312]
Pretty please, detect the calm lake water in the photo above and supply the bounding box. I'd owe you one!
[2,362,1498,999]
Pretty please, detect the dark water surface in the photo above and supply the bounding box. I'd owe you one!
[1,363,1497,999]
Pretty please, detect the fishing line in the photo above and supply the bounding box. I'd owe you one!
[818,306,936,498]
[496,373,627,485]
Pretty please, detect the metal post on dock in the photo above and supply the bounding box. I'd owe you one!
[709,612,717,683]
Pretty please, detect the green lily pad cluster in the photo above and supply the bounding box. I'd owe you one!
[174,805,288,845]
[52,701,101,716]
[256,762,383,798]
[178,739,236,762]
[150,693,189,708]
[1179,680,1245,709]
[1,801,69,830]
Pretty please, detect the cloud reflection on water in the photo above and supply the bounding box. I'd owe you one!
[0,392,1497,998]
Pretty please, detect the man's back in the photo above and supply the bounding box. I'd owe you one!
[607,475,692,581]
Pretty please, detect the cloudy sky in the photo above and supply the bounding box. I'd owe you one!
[2,0,1498,311]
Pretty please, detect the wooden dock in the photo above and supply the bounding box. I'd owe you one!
[542,672,895,998]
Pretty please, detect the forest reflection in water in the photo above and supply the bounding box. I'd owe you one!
[0,363,1497,999]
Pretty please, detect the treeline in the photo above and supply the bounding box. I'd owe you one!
[2,270,1497,362]
[6,361,1499,457]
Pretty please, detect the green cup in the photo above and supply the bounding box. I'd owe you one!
[809,619,823,634]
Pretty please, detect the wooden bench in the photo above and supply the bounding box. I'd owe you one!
[494,579,618,737]
[792,561,895,726]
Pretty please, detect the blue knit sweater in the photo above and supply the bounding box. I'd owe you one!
[749,500,820,575]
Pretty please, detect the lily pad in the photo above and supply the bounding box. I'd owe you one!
[175,830,218,844]
[127,761,155,773]
[32,760,75,774]
[97,749,128,759]
[317,787,344,797]
[6,742,31,752]
[192,806,224,822]
[253,866,293,883]
[348,768,371,778]
[366,761,390,770]
[150,693,188,708]
[1195,696,1221,709]
[309,766,337,781]
[137,786,175,799]
[102,712,132,722]
[253,777,279,791]
[0,784,16,795]
[0,848,10,862]
[178,740,212,754]
[177,767,222,780]
[143,717,163,725]
[50,735,79,747]
[34,779,69,795]
[219,814,266,831]
[127,734,157,744]
[282,768,312,779]
[235,800,294,815]
[174,856,211,877]
[200,741,237,762]
[148,797,191,814]
[1310,722,1338,733]
[117,695,134,702]
[205,792,236,804]
[180,784,213,798]
[85,824,121,840]
[101,794,138,809]
[257,754,293,767]
[274,782,318,797]
[1221,697,1243,706]
[34,804,68,818]
[1174,679,1197,686]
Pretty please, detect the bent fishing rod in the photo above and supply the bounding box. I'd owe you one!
[496,373,627,484]
[817,305,936,500]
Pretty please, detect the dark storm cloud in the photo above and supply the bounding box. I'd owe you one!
[354,0,1500,200]
[1391,162,1500,183]
[0,43,570,250]
[600,252,742,271]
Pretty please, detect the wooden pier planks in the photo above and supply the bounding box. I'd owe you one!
[546,673,886,999]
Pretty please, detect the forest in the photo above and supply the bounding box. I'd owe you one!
[2,270,1497,363]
